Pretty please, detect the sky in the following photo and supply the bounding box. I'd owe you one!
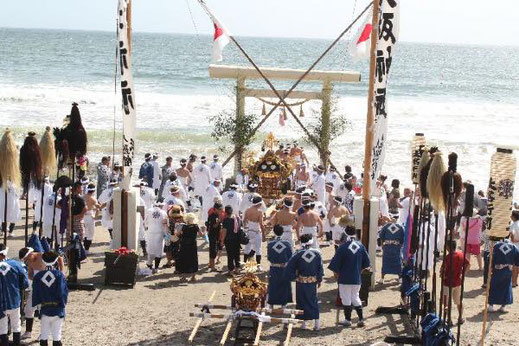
[0,0,518,46]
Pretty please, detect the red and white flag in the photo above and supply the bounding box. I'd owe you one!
[212,22,230,62]
[198,0,231,63]
[351,10,373,60]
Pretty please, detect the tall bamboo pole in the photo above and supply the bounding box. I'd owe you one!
[234,77,246,176]
[320,81,333,169]
[126,0,132,54]
[361,0,380,247]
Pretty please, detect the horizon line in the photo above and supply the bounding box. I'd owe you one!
[1,25,518,48]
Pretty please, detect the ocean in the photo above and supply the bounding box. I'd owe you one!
[1,27,518,198]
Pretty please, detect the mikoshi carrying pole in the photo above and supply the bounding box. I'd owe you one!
[204,0,374,170]
[480,148,516,346]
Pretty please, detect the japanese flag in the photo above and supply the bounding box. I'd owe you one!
[212,22,230,62]
[351,10,373,60]
[198,0,231,63]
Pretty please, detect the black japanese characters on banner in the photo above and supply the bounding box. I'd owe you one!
[117,0,136,189]
[369,0,400,192]
[486,148,516,238]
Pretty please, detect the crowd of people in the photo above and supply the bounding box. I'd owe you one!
[2,138,519,342]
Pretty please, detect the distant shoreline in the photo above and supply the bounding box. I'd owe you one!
[1,26,518,48]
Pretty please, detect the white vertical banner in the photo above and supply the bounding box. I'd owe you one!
[369,0,400,194]
[117,0,136,190]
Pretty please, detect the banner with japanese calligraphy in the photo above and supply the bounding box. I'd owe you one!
[369,0,400,194]
[117,0,136,190]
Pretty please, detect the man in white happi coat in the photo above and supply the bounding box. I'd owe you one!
[139,180,156,210]
[221,183,242,215]
[29,177,53,233]
[209,155,223,189]
[163,186,185,212]
[235,168,249,192]
[201,179,222,224]
[98,179,117,242]
[80,176,89,196]
[193,156,212,203]
[0,181,21,237]
[325,166,341,195]
[145,201,169,273]
[163,173,188,204]
[41,191,61,242]
[151,153,161,195]
[310,165,326,204]
[309,165,319,185]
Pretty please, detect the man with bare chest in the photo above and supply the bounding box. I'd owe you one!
[297,200,324,249]
[176,158,192,190]
[294,164,309,189]
[270,197,297,249]
[328,196,350,248]
[243,196,266,270]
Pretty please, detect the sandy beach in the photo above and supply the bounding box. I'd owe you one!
[2,206,516,346]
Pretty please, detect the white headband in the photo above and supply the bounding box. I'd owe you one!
[21,247,34,261]
[43,257,59,267]
[301,237,314,246]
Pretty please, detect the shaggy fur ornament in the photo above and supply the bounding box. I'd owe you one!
[441,152,463,211]
[20,132,43,189]
[426,151,447,212]
[40,126,57,177]
[0,128,21,188]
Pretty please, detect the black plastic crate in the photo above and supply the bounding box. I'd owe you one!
[104,252,138,287]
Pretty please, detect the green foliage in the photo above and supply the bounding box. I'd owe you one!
[210,110,258,149]
[305,97,350,147]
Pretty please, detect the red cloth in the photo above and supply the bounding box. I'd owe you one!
[442,251,469,287]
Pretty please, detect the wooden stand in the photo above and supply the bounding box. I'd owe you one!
[188,291,216,343]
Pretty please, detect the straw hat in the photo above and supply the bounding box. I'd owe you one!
[185,213,198,225]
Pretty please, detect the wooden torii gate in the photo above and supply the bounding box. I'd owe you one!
[209,64,361,175]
